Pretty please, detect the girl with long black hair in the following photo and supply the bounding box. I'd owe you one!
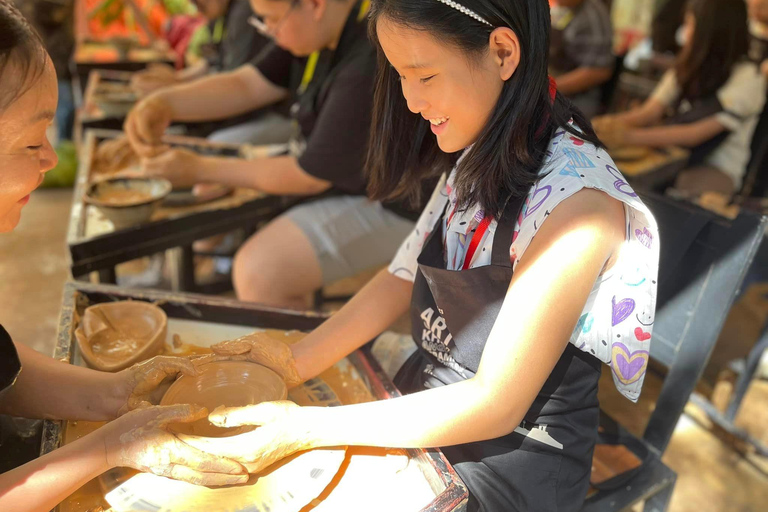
[184,1,660,509]
[596,0,765,198]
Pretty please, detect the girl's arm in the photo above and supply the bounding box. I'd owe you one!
[602,97,667,128]
[183,190,626,471]
[194,268,414,389]
[625,116,727,148]
[291,268,415,381]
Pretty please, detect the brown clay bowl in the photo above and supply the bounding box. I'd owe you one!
[75,301,167,372]
[160,361,288,437]
[84,177,172,228]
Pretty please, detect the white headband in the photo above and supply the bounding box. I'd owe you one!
[435,0,493,27]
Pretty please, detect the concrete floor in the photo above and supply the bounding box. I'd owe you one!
[3,187,768,511]
[0,188,73,355]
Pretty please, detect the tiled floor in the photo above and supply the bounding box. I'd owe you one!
[3,187,768,511]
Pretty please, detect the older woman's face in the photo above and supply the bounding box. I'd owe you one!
[0,59,58,233]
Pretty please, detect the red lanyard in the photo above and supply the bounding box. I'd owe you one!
[462,215,493,270]
[455,79,553,270]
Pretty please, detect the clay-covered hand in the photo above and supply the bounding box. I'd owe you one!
[124,95,173,157]
[137,148,203,188]
[179,401,311,474]
[102,404,250,486]
[199,332,303,388]
[116,356,198,416]
[593,116,630,149]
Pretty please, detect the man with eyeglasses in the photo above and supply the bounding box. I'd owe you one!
[123,0,422,310]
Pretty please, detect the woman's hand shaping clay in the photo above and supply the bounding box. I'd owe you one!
[101,404,249,486]
[116,356,198,416]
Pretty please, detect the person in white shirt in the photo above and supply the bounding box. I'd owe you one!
[595,0,765,197]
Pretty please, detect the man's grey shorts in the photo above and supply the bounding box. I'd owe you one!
[282,195,415,284]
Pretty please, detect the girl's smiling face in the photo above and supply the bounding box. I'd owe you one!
[376,16,519,153]
[0,58,58,233]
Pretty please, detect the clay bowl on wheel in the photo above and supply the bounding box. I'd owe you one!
[75,301,167,372]
[84,177,171,228]
[160,361,288,438]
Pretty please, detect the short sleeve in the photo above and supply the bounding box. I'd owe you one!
[0,325,22,393]
[715,63,768,131]
[296,54,375,193]
[388,175,448,282]
[252,43,295,90]
[650,69,681,108]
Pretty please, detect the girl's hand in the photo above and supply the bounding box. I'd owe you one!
[195,332,303,388]
[101,404,249,486]
[594,118,631,149]
[115,356,197,416]
[178,401,312,474]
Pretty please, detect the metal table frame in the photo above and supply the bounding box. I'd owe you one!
[68,129,293,293]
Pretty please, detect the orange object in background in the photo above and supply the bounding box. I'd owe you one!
[80,0,170,44]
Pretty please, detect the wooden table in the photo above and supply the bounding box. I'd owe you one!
[612,146,690,192]
[43,282,469,512]
[68,129,294,292]
[74,70,136,145]
[72,40,176,97]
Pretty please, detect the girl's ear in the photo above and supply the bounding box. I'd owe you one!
[489,27,520,81]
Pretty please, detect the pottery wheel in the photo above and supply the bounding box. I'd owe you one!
[103,377,347,512]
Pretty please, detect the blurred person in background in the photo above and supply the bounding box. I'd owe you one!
[595,0,765,198]
[549,0,614,117]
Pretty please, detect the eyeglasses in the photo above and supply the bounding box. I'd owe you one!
[248,0,300,38]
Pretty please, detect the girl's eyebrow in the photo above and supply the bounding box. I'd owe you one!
[403,62,432,70]
[29,110,55,123]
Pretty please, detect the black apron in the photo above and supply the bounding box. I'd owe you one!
[666,95,730,168]
[394,194,602,512]
[0,325,21,396]
[288,0,369,160]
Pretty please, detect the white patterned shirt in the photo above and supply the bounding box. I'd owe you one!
[388,126,659,402]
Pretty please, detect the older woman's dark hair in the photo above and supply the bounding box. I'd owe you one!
[0,0,47,112]
[675,0,749,103]
[366,0,601,217]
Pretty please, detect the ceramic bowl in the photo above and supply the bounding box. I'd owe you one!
[160,361,288,437]
[75,301,167,372]
[84,177,171,228]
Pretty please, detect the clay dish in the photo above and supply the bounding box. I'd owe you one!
[84,177,171,228]
[611,145,651,162]
[75,301,167,372]
[160,361,288,438]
